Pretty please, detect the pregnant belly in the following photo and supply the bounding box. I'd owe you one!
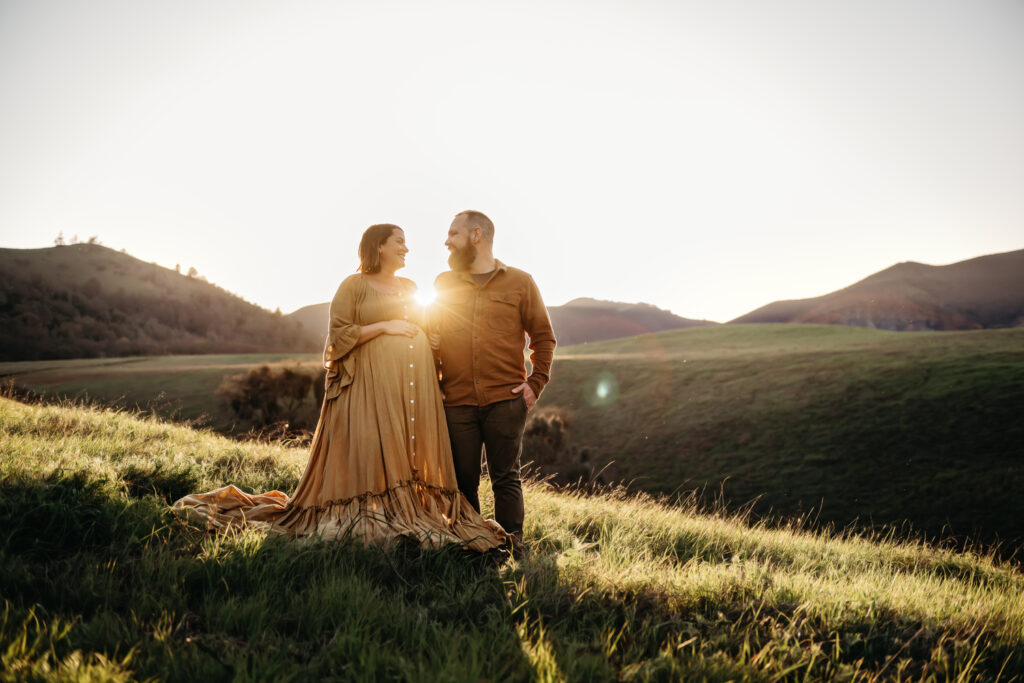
[367,328,431,362]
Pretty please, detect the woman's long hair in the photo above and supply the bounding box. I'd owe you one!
[358,224,401,274]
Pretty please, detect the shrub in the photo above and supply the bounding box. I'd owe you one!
[217,364,325,435]
[522,409,609,489]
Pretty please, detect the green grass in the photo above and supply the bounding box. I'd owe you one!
[2,396,1024,681]
[544,324,1024,553]
[4,323,1024,555]
[0,353,320,432]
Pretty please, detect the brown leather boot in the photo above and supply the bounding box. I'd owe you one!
[509,533,527,561]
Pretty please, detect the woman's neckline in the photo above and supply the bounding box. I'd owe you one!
[361,273,405,296]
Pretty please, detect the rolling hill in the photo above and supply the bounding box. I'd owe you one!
[4,324,1022,556]
[537,324,1024,553]
[287,301,332,340]
[289,296,715,346]
[544,297,715,345]
[0,244,320,361]
[731,249,1024,330]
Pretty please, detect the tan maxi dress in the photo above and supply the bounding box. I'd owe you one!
[173,274,505,552]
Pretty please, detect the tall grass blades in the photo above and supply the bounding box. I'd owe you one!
[2,396,1022,681]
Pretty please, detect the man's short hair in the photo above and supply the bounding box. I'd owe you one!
[455,210,494,243]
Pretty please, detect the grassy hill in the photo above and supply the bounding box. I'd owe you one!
[731,249,1024,330]
[1,396,1022,680]
[3,324,1022,556]
[0,244,320,361]
[539,324,1024,554]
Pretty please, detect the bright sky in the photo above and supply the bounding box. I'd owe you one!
[1,0,1022,322]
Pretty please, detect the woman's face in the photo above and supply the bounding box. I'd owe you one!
[378,228,408,272]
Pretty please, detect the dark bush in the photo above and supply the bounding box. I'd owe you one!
[217,364,326,435]
[522,409,607,489]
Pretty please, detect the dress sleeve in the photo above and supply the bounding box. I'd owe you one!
[323,275,363,399]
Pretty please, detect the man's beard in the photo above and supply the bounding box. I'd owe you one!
[447,242,477,272]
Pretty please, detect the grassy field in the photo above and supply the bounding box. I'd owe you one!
[0,353,320,433]
[4,324,1023,555]
[2,396,1023,680]
[541,324,1024,554]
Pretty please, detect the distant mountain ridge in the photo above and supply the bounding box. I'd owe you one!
[0,245,320,361]
[731,249,1024,330]
[288,302,332,341]
[546,297,715,345]
[288,296,715,346]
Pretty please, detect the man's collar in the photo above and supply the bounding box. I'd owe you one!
[451,259,507,284]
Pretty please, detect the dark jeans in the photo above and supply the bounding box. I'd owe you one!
[444,396,528,536]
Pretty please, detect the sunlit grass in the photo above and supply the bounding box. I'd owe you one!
[2,395,1023,680]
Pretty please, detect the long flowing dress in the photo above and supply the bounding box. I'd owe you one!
[173,274,505,552]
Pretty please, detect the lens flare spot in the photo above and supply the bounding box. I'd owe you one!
[584,371,619,407]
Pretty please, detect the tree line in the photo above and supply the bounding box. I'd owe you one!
[0,244,320,361]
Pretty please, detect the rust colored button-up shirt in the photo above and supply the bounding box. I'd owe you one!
[432,260,556,407]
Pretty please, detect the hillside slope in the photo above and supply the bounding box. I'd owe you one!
[287,301,330,339]
[4,324,1021,554]
[0,245,320,360]
[539,324,1024,552]
[547,297,716,345]
[731,249,1024,330]
[2,396,1022,679]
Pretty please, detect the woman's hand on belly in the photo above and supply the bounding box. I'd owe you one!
[381,320,420,337]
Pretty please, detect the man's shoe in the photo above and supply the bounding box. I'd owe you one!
[509,533,527,561]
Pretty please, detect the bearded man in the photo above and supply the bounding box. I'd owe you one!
[430,210,556,557]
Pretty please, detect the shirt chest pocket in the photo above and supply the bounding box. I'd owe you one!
[486,291,522,333]
[440,290,474,330]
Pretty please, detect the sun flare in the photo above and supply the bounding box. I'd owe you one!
[415,287,436,307]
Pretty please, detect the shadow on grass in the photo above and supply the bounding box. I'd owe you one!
[141,530,541,681]
[0,470,169,560]
[3,467,1022,680]
[120,462,200,503]
[0,468,537,679]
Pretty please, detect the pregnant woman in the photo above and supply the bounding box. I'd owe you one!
[174,224,505,553]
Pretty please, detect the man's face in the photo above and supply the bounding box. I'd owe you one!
[445,218,477,272]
